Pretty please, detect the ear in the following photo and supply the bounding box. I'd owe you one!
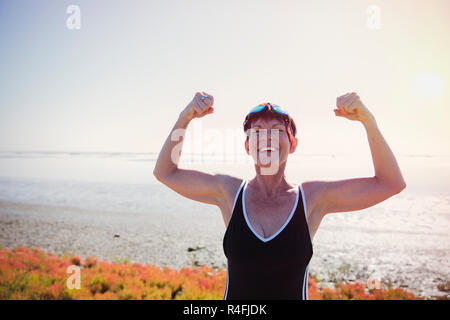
[245,139,250,155]
[290,137,298,153]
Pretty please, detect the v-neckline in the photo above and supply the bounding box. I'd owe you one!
[242,180,300,243]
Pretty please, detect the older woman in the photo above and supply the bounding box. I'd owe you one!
[153,91,406,300]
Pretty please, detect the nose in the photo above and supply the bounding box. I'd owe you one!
[259,128,279,136]
[261,129,281,139]
[258,131,280,147]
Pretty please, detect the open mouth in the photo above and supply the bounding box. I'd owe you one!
[258,147,278,152]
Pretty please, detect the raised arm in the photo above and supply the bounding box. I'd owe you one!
[153,92,228,207]
[308,92,406,216]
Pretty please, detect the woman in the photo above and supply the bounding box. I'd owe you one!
[153,91,406,300]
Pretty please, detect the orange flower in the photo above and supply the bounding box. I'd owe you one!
[0,246,424,300]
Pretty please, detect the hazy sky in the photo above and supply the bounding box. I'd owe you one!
[0,0,449,156]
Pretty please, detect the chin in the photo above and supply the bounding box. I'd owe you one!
[257,163,282,175]
[255,158,283,168]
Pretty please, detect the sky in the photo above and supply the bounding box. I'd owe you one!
[0,0,449,156]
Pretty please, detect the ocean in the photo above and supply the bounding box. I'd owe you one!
[1,151,449,212]
[0,151,449,298]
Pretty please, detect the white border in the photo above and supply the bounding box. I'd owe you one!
[223,179,246,300]
[242,180,299,243]
[299,182,312,300]
[299,183,314,246]
[223,261,229,300]
[302,263,310,300]
[231,179,246,216]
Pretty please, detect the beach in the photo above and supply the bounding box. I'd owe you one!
[0,152,449,299]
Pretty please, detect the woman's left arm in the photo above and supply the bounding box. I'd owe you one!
[335,92,406,190]
[306,92,406,216]
[361,113,406,189]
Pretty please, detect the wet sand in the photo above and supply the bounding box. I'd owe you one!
[1,196,449,300]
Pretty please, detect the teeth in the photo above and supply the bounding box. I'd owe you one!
[259,147,277,152]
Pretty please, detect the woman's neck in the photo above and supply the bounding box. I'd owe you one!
[251,162,292,198]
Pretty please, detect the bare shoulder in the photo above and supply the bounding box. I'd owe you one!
[300,180,329,241]
[216,174,244,210]
[301,177,401,215]
[215,174,245,227]
[300,180,327,219]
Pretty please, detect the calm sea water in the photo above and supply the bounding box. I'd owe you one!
[0,151,449,214]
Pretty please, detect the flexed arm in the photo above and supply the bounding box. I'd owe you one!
[153,92,214,177]
[153,92,228,206]
[306,93,406,216]
[334,92,406,190]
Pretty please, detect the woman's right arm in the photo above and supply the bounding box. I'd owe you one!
[153,92,228,207]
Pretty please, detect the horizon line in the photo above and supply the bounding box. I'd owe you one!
[0,150,449,158]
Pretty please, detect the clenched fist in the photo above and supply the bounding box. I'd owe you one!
[334,92,373,122]
[181,92,215,121]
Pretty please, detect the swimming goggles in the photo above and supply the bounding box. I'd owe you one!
[243,103,296,137]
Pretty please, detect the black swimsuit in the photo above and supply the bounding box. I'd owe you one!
[223,179,313,300]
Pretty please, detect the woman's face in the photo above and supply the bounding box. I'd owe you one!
[245,117,297,173]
